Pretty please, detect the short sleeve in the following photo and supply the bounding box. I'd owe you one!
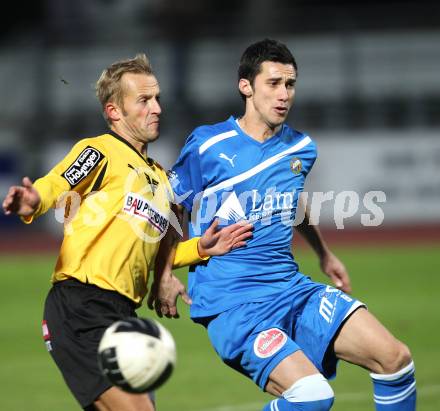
[301,136,318,176]
[51,140,107,192]
[169,134,203,212]
[172,237,209,268]
[26,139,107,221]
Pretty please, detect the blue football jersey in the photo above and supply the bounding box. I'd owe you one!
[170,116,317,318]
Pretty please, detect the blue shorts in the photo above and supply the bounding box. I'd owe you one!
[204,274,365,390]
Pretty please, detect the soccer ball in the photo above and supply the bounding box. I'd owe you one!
[97,317,176,393]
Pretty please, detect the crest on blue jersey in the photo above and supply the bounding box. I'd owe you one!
[290,157,302,174]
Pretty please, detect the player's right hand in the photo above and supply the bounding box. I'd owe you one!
[147,272,192,319]
[2,177,40,217]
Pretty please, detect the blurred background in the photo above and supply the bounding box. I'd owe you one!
[0,1,439,410]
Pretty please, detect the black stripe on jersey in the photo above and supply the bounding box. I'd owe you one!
[108,131,153,167]
[61,146,104,187]
[90,162,107,192]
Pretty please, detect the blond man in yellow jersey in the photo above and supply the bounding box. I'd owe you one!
[2,54,252,411]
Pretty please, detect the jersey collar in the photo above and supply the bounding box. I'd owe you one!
[228,116,285,148]
[107,130,153,167]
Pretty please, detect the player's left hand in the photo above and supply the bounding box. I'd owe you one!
[198,219,253,257]
[320,251,352,294]
[147,272,192,319]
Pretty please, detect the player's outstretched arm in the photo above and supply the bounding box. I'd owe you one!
[2,177,41,217]
[296,207,352,294]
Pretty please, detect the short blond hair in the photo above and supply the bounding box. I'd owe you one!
[96,53,153,124]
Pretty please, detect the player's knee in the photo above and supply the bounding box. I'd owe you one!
[282,374,334,410]
[394,342,412,371]
[378,341,412,374]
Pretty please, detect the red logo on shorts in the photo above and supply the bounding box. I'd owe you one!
[42,320,50,341]
[254,328,287,358]
[42,320,53,351]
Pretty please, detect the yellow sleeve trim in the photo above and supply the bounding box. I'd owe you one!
[172,237,210,269]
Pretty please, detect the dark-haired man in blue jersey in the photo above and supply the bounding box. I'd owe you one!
[151,39,416,411]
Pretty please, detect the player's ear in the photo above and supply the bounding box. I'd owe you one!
[239,79,253,98]
[105,101,121,122]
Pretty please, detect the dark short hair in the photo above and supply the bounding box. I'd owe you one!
[238,39,297,100]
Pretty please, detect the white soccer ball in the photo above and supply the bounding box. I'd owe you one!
[97,317,176,392]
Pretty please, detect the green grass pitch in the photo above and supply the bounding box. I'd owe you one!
[0,245,438,410]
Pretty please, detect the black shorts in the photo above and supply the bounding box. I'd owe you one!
[43,279,137,409]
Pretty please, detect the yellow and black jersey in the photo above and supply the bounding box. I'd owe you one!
[24,131,205,305]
